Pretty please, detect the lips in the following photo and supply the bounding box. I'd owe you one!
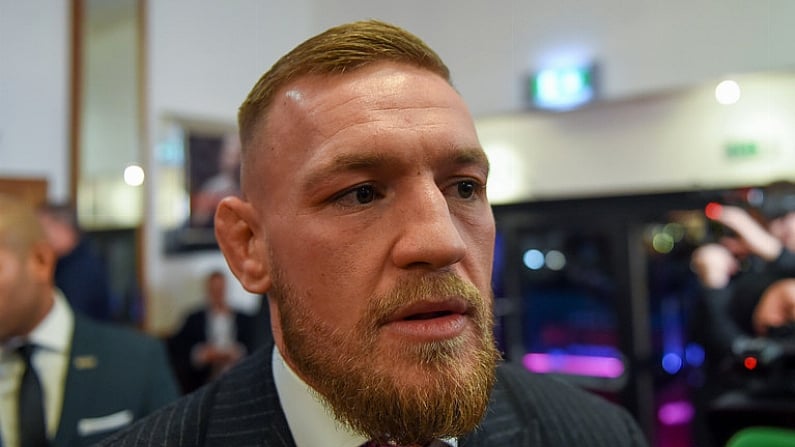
[405,310,453,320]
[388,298,470,322]
[381,298,472,341]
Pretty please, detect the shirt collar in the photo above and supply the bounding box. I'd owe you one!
[1,289,73,358]
[272,346,366,447]
[271,346,457,447]
[28,290,73,354]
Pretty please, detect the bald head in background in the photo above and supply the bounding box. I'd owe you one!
[0,194,180,447]
[0,194,56,342]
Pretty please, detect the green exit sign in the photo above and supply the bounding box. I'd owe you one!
[724,142,759,159]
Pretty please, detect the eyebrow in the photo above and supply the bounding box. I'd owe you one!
[453,147,491,172]
[301,146,490,191]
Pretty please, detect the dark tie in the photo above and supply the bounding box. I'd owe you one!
[17,344,49,447]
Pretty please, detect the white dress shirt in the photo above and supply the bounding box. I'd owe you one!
[207,310,235,349]
[272,346,457,447]
[0,290,73,447]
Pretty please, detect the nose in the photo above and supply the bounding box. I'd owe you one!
[390,184,467,270]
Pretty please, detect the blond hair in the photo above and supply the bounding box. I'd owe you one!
[0,194,46,256]
[237,20,451,148]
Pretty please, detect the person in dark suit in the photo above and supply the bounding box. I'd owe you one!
[167,270,257,394]
[0,194,179,447]
[97,20,648,447]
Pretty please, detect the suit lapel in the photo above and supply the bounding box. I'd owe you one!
[459,402,536,446]
[459,365,537,447]
[53,316,97,447]
[204,347,296,447]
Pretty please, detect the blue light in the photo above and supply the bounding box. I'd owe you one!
[684,343,705,367]
[523,249,545,270]
[662,353,683,374]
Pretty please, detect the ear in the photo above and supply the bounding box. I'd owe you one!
[214,196,272,294]
[28,241,56,284]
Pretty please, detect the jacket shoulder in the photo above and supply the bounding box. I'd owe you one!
[72,315,166,358]
[93,347,291,447]
[92,382,216,446]
[471,362,648,446]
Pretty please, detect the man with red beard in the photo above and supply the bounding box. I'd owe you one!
[98,20,648,447]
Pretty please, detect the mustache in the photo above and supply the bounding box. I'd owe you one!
[367,273,485,327]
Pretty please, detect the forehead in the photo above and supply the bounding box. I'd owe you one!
[258,62,480,166]
[303,64,461,114]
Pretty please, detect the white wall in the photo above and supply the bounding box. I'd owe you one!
[0,1,70,201]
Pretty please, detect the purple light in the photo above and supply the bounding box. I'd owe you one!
[522,352,624,378]
[658,401,694,426]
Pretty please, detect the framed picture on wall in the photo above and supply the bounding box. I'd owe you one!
[159,117,239,254]
[187,132,241,229]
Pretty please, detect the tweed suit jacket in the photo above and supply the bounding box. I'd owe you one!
[95,345,648,447]
[52,314,180,447]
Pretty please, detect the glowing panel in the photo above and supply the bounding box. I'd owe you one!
[523,352,624,378]
[530,66,596,111]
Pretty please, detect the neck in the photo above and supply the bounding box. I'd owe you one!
[19,290,55,339]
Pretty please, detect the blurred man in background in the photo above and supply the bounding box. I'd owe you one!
[0,194,178,447]
[167,270,256,394]
[36,202,114,322]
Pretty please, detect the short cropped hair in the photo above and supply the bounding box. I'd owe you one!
[237,20,451,148]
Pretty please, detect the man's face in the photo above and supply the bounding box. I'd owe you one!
[0,245,45,342]
[248,62,498,443]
